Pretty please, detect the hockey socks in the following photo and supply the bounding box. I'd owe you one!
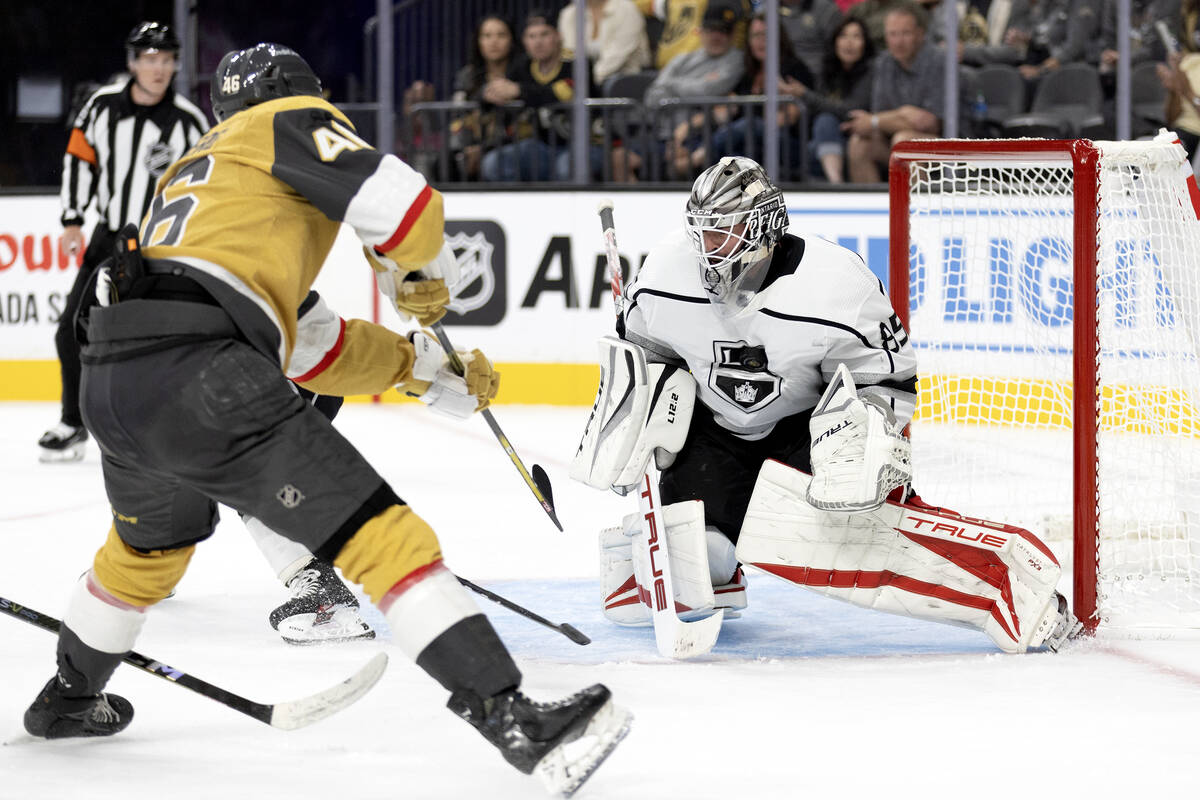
[24,574,144,739]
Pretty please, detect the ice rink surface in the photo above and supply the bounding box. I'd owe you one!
[2,401,1199,799]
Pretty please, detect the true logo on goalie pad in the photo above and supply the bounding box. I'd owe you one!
[897,516,1009,550]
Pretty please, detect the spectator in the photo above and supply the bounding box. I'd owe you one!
[959,0,1035,66]
[1157,0,1200,159]
[643,2,746,179]
[480,10,592,182]
[690,13,815,176]
[802,16,877,182]
[1095,0,1180,75]
[849,0,912,51]
[1009,0,1102,83]
[559,0,652,86]
[781,0,845,80]
[636,0,752,68]
[922,0,992,54]
[448,14,517,180]
[844,1,942,183]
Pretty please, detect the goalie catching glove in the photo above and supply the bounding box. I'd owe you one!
[806,363,911,512]
[399,330,499,418]
[370,240,460,326]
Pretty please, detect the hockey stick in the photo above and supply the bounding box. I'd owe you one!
[598,201,724,659]
[456,576,591,645]
[0,596,387,731]
[429,321,563,532]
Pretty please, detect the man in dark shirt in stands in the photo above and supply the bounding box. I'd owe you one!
[843,1,942,182]
[480,9,590,181]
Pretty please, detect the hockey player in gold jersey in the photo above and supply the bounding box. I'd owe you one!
[22,43,629,796]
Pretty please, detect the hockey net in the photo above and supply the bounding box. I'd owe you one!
[888,138,1200,632]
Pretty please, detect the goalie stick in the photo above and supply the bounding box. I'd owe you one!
[598,201,724,659]
[0,596,387,731]
[429,321,563,532]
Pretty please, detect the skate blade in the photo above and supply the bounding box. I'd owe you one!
[38,445,86,463]
[278,609,376,646]
[534,700,633,798]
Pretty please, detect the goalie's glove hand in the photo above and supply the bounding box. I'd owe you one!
[400,330,500,418]
[807,365,912,513]
[371,241,460,326]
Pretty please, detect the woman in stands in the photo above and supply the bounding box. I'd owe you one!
[449,14,517,180]
[687,12,814,179]
[800,17,876,183]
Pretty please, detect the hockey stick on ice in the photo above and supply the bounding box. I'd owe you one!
[0,596,387,731]
[429,321,563,532]
[456,575,591,645]
[598,202,723,659]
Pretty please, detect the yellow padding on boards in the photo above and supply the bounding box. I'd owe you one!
[334,504,443,605]
[92,525,197,607]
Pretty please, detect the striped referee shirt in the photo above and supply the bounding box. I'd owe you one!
[60,78,208,231]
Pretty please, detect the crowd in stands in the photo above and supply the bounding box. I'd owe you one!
[399,0,1199,184]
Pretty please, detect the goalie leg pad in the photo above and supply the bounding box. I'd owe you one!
[599,501,731,626]
[571,336,695,494]
[737,460,1063,653]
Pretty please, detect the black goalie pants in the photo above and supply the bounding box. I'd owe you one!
[658,406,814,545]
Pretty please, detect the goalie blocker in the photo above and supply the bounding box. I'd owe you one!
[572,337,746,632]
[570,336,695,496]
[737,460,1081,653]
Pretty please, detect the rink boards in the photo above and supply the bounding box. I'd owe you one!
[3,189,1195,428]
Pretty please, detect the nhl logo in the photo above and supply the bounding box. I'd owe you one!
[445,231,496,315]
[144,142,175,177]
[734,382,758,403]
[276,484,305,509]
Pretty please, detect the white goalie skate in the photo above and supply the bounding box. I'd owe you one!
[269,559,375,645]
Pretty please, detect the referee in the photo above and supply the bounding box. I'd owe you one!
[39,21,208,461]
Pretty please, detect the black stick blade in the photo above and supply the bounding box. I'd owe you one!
[531,464,564,531]
[559,624,592,646]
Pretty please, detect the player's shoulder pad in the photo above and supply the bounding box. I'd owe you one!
[264,96,374,163]
[629,229,705,302]
[762,236,878,318]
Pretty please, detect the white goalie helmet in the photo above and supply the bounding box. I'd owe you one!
[684,156,790,310]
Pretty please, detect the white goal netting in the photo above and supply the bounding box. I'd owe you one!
[899,139,1200,630]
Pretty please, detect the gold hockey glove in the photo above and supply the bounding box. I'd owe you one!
[401,330,500,418]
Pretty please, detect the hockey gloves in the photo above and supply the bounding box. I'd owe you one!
[400,330,499,418]
[370,241,460,326]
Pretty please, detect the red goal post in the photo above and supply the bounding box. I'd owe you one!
[887,137,1200,633]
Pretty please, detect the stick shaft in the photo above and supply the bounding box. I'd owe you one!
[429,322,563,531]
[1,596,272,724]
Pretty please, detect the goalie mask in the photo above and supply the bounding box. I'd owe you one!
[211,43,323,122]
[684,156,789,312]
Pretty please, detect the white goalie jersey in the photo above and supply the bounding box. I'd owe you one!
[622,230,919,439]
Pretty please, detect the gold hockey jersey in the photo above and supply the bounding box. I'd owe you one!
[140,94,443,379]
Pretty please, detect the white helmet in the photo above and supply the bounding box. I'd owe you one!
[684,156,789,310]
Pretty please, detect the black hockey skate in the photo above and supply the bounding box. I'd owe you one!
[449,683,632,797]
[24,672,133,739]
[269,559,375,645]
[37,422,88,463]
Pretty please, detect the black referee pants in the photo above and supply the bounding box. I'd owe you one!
[54,222,116,427]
